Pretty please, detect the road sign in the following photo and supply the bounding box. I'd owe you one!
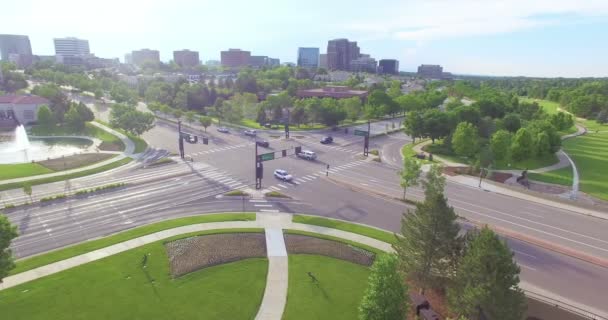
[258,152,275,162]
[354,129,369,137]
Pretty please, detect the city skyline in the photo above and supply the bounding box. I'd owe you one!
[2,0,608,77]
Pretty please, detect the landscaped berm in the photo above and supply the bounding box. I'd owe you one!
[0,229,378,320]
[0,232,269,320]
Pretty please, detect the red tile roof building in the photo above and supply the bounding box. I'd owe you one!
[296,86,368,100]
[0,94,49,126]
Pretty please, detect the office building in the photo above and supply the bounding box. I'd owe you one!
[378,59,399,75]
[267,58,280,67]
[173,49,199,68]
[319,54,328,69]
[417,64,443,79]
[249,55,268,68]
[0,34,33,68]
[54,37,90,57]
[205,60,221,66]
[326,38,360,71]
[297,47,319,68]
[221,49,251,68]
[131,49,160,66]
[350,56,377,73]
[124,53,132,64]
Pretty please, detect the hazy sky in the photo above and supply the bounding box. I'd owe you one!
[2,0,608,77]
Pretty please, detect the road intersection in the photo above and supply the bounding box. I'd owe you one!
[3,116,608,317]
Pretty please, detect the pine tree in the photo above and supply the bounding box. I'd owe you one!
[393,165,460,293]
[448,226,526,320]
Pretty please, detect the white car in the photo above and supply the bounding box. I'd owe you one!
[217,127,229,133]
[297,150,317,160]
[274,169,293,181]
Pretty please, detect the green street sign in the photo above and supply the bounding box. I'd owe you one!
[354,129,369,137]
[258,152,275,162]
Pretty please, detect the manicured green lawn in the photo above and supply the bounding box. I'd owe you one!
[282,255,370,320]
[239,118,326,131]
[11,213,256,275]
[494,153,559,170]
[0,163,54,180]
[292,215,395,244]
[528,166,573,187]
[519,97,561,114]
[0,157,132,192]
[562,132,608,200]
[0,241,267,320]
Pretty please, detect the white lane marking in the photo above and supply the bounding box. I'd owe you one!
[250,200,268,203]
[455,205,608,253]
[269,186,281,191]
[254,204,273,207]
[519,263,537,271]
[278,184,289,189]
[513,250,537,259]
[304,175,317,179]
[520,211,543,218]
[227,182,242,187]
[259,209,280,213]
[361,183,369,186]
[295,178,306,183]
[449,198,608,247]
[300,177,313,181]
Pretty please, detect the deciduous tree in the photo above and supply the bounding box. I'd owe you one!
[358,254,408,320]
[0,214,18,282]
[452,122,479,158]
[398,157,421,200]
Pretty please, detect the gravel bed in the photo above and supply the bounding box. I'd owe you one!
[166,233,266,277]
[284,234,375,266]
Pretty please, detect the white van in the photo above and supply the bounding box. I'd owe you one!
[298,150,317,160]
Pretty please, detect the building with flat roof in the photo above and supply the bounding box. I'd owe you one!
[327,38,360,71]
[319,54,328,69]
[132,49,160,66]
[378,59,399,75]
[0,34,33,68]
[249,55,268,68]
[0,94,49,127]
[297,47,319,68]
[267,58,280,67]
[350,56,377,73]
[54,37,90,57]
[296,86,368,101]
[417,64,443,79]
[173,49,199,68]
[221,48,251,68]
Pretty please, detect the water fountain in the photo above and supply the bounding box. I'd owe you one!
[0,125,94,164]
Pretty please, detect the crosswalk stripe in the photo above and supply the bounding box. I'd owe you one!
[295,178,306,183]
[278,184,288,189]
[301,177,312,181]
[269,186,281,191]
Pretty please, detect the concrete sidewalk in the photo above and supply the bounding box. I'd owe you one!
[1,212,605,320]
[0,122,135,186]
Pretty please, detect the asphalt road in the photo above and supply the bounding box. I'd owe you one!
[3,116,608,317]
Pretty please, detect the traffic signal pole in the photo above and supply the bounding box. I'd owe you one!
[363,120,370,156]
[178,120,185,159]
[255,141,262,189]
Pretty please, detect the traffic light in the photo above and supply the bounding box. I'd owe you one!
[282,150,287,157]
[295,146,302,154]
[202,137,209,145]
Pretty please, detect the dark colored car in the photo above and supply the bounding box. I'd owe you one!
[256,140,269,147]
[320,136,333,144]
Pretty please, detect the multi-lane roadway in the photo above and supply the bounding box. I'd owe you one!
[3,116,608,317]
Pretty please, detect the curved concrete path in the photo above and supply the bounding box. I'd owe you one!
[2,212,606,319]
[0,122,135,186]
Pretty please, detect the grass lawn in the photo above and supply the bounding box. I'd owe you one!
[0,157,132,192]
[292,215,395,244]
[528,166,573,187]
[11,213,255,275]
[239,118,326,131]
[0,240,267,320]
[94,120,148,153]
[401,139,435,164]
[0,163,54,180]
[562,132,608,200]
[519,97,561,114]
[282,254,370,320]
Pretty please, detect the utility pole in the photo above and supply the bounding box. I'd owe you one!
[255,141,263,189]
[178,120,185,159]
[363,119,370,157]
